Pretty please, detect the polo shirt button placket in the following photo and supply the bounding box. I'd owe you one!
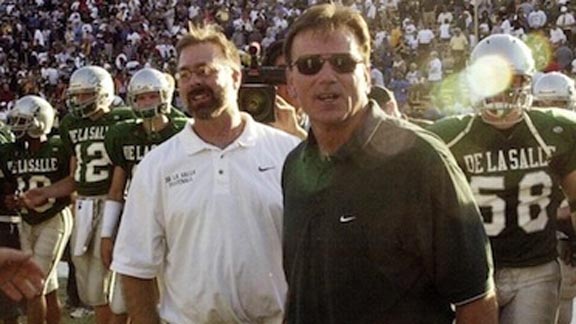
[218,154,225,175]
[215,151,229,187]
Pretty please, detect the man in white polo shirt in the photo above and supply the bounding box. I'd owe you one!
[111,24,299,324]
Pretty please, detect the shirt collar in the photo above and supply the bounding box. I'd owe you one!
[179,112,259,156]
[304,100,388,161]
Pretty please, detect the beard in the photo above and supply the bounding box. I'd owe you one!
[186,85,226,120]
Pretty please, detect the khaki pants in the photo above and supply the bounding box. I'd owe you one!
[496,261,560,324]
[20,208,73,294]
[71,197,113,306]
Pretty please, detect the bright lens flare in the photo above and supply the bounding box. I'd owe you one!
[431,72,473,115]
[466,55,513,101]
[524,32,552,71]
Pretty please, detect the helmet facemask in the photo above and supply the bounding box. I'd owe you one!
[129,90,171,119]
[66,89,110,118]
[127,68,174,120]
[7,96,54,139]
[66,66,115,119]
[479,74,532,125]
[7,113,37,139]
[468,34,535,127]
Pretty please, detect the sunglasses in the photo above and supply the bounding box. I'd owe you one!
[290,53,364,75]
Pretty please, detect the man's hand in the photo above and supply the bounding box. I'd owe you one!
[269,95,307,140]
[3,194,22,211]
[559,239,576,266]
[21,188,49,209]
[0,248,44,301]
[101,237,114,269]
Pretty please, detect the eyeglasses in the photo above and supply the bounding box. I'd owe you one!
[175,64,221,82]
[289,53,364,76]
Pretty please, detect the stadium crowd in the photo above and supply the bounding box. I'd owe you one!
[0,0,574,120]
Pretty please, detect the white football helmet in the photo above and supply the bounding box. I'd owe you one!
[7,95,55,139]
[532,72,576,110]
[111,95,126,108]
[66,65,115,118]
[468,34,535,121]
[127,68,173,119]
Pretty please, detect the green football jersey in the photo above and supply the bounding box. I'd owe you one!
[60,108,135,196]
[105,117,187,178]
[0,131,17,218]
[0,137,71,224]
[428,108,576,267]
[168,107,187,119]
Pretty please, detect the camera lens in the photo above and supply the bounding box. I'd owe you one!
[238,84,276,123]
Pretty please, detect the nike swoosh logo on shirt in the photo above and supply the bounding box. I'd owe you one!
[258,166,275,172]
[339,215,357,223]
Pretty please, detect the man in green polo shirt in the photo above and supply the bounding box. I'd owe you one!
[281,4,497,323]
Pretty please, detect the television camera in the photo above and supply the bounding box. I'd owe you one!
[239,44,286,123]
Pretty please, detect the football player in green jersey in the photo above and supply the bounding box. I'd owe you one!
[428,34,576,324]
[1,95,73,324]
[100,67,186,321]
[22,66,134,324]
[533,71,576,324]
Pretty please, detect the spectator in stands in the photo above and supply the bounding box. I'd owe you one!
[389,69,411,113]
[557,6,575,44]
[437,5,453,25]
[528,4,547,30]
[427,50,443,85]
[550,21,568,45]
[450,27,468,71]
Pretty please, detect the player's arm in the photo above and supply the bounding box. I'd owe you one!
[21,156,77,208]
[454,291,498,324]
[121,274,160,324]
[560,169,576,236]
[101,166,128,269]
[557,170,576,265]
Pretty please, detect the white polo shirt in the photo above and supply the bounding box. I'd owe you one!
[527,10,547,29]
[112,114,300,324]
[428,58,443,82]
[550,27,567,45]
[417,28,435,44]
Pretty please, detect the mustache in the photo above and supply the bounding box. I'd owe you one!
[187,86,213,97]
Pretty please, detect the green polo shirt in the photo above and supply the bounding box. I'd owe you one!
[282,102,494,324]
